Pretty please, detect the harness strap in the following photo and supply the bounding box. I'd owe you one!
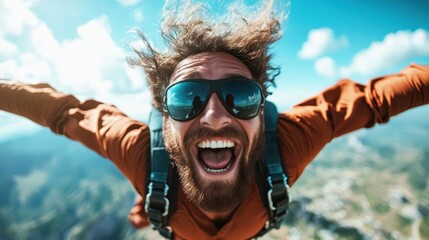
[145,108,178,239]
[255,101,290,237]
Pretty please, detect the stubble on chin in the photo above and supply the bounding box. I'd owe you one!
[163,119,264,212]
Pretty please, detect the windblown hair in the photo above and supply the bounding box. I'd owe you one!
[128,0,288,110]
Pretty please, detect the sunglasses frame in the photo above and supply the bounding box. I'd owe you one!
[163,78,265,121]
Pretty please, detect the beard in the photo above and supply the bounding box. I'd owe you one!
[163,119,265,213]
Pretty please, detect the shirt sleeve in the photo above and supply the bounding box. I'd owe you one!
[278,64,429,186]
[0,81,150,197]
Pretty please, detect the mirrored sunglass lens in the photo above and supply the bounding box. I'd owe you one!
[221,81,262,119]
[166,82,208,120]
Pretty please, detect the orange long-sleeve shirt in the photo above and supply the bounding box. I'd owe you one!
[1,64,428,239]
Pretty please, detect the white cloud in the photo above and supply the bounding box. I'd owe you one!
[133,9,144,22]
[125,66,145,90]
[0,0,144,99]
[1,0,149,130]
[54,16,126,94]
[116,0,141,7]
[0,39,18,55]
[347,131,368,153]
[0,0,38,36]
[298,28,348,59]
[20,53,52,80]
[30,22,61,61]
[315,57,336,78]
[0,55,51,83]
[340,29,429,76]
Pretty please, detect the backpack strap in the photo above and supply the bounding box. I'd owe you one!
[254,101,290,237]
[145,108,178,239]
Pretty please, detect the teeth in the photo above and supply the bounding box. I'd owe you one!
[197,140,235,149]
[203,161,232,173]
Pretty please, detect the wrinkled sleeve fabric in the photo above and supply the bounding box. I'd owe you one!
[278,64,429,186]
[0,81,150,198]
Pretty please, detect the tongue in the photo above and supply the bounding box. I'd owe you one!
[200,149,232,169]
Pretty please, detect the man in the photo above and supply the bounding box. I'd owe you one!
[1,0,429,239]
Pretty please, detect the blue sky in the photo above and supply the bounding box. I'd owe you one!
[1,0,429,135]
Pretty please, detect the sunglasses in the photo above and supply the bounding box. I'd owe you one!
[163,78,265,121]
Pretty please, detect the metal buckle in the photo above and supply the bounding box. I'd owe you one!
[145,182,170,216]
[265,220,273,229]
[266,174,289,211]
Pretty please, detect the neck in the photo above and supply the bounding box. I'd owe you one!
[200,207,237,230]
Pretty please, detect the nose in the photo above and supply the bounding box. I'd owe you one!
[199,93,232,129]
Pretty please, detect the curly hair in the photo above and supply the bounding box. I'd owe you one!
[127,0,288,110]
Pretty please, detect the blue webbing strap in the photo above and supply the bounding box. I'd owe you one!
[255,101,290,237]
[145,108,176,239]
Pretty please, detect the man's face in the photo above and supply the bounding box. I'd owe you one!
[163,52,264,212]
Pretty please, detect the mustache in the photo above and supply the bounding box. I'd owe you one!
[183,126,248,147]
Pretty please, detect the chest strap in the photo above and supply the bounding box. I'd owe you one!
[145,108,178,239]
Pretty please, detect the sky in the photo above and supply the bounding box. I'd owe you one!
[0,0,429,138]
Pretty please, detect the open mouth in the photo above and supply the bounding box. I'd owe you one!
[196,139,238,174]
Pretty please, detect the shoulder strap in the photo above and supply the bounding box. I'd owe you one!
[145,108,178,239]
[254,101,290,237]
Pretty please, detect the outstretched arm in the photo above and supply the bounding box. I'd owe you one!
[0,81,80,130]
[278,64,429,185]
[0,80,150,196]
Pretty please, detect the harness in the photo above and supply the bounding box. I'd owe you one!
[144,101,290,239]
